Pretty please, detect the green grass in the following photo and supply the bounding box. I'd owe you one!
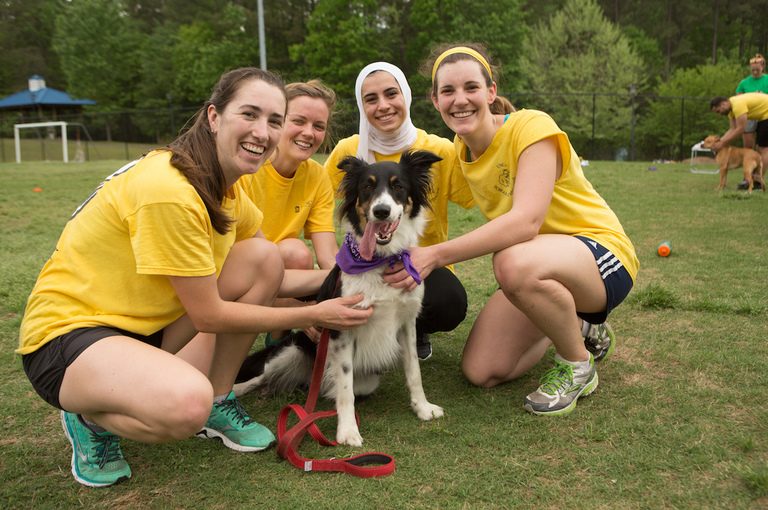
[1,160,767,509]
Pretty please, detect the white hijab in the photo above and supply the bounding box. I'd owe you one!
[354,62,418,163]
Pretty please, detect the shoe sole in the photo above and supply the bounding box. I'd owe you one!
[60,412,130,488]
[196,427,275,453]
[596,324,616,362]
[523,372,599,417]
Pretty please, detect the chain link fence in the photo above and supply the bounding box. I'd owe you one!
[0,92,722,164]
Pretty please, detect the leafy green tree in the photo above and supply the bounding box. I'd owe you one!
[289,0,395,97]
[52,0,142,110]
[171,4,262,105]
[0,0,63,95]
[636,58,743,159]
[517,0,645,156]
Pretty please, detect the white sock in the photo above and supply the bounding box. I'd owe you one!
[581,320,591,337]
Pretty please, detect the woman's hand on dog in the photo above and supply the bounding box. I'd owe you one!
[383,246,435,291]
[313,294,373,330]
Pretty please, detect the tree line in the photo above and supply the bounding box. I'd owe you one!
[2,0,766,159]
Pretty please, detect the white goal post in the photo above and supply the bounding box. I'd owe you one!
[14,121,69,163]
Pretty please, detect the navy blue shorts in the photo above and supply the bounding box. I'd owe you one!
[574,236,634,324]
[22,326,163,410]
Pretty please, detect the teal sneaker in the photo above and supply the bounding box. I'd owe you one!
[584,321,615,362]
[264,331,290,347]
[523,354,598,416]
[60,411,131,487]
[196,391,275,452]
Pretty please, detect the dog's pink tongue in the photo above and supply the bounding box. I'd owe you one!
[359,222,377,260]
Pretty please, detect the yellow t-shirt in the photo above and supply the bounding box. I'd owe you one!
[455,109,639,281]
[237,158,335,242]
[18,150,262,355]
[729,93,768,121]
[325,129,474,248]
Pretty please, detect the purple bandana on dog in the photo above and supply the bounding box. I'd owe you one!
[336,233,422,284]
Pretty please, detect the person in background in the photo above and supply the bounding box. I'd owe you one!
[735,54,768,150]
[325,61,475,360]
[17,67,372,488]
[710,93,768,190]
[389,44,638,416]
[732,54,768,189]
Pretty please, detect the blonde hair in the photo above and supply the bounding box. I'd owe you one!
[749,53,765,65]
[425,42,515,115]
[284,79,337,150]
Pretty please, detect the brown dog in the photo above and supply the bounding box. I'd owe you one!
[701,135,765,193]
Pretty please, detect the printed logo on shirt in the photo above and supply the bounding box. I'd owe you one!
[494,163,513,197]
[293,200,313,214]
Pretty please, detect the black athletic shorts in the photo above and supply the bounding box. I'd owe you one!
[756,119,768,148]
[22,326,163,410]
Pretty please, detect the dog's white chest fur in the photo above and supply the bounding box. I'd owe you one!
[337,268,424,373]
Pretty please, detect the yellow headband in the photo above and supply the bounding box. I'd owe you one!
[431,47,493,82]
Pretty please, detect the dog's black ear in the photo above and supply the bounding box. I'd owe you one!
[399,150,439,215]
[337,156,368,224]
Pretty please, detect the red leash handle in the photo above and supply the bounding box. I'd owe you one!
[275,328,396,478]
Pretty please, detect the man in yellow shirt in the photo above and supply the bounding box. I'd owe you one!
[710,93,768,190]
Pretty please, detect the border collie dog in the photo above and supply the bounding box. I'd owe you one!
[233,150,445,446]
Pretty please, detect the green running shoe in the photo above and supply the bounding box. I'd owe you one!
[196,391,275,452]
[523,354,598,416]
[60,411,131,487]
[584,321,615,362]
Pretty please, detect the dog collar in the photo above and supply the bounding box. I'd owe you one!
[335,233,422,284]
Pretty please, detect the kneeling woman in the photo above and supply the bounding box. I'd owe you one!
[392,45,638,416]
[17,68,371,487]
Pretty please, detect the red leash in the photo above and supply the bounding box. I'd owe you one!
[275,327,395,477]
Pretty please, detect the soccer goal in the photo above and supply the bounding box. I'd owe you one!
[14,121,69,163]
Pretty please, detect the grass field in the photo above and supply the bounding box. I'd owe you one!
[0,136,159,164]
[1,159,767,509]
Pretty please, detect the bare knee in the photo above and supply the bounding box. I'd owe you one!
[493,249,535,300]
[461,359,501,388]
[221,238,284,302]
[155,380,213,440]
[278,238,314,269]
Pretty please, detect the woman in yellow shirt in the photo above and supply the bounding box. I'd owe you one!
[238,80,338,270]
[325,62,475,360]
[18,68,371,488]
[390,44,638,416]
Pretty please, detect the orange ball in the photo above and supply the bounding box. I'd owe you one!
[657,241,671,257]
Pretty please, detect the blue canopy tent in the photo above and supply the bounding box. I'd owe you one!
[0,75,95,116]
[0,76,95,163]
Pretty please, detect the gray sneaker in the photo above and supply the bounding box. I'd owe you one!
[584,321,615,362]
[523,354,598,416]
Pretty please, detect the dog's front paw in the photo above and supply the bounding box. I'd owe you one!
[413,401,444,421]
[336,426,364,447]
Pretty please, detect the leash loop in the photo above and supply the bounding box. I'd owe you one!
[275,326,395,478]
